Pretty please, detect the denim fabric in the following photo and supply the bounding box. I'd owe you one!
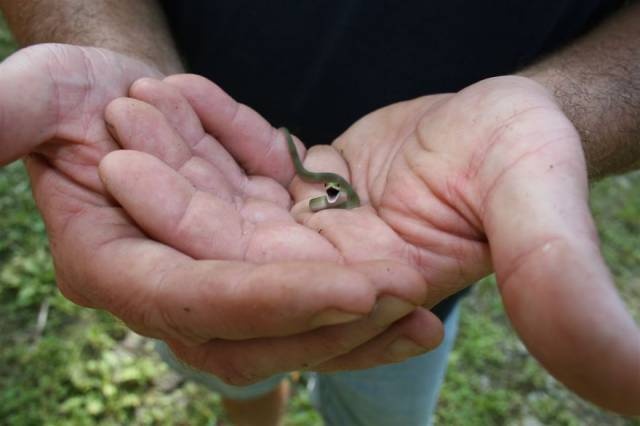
[311,304,460,426]
[156,304,460,424]
[155,341,287,401]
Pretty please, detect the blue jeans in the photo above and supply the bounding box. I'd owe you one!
[156,303,460,425]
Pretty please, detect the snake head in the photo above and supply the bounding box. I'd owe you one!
[309,182,348,212]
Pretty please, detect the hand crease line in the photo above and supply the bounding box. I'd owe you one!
[478,140,556,219]
[496,235,565,295]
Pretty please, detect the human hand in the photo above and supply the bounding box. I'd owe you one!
[96,74,445,380]
[96,71,638,412]
[0,45,439,385]
[285,76,638,414]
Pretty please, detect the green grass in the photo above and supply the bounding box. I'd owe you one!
[436,173,640,426]
[0,14,639,426]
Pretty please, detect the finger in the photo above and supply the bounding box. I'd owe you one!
[305,206,492,307]
[481,102,640,413]
[164,74,295,186]
[165,262,429,384]
[105,98,192,170]
[105,95,291,208]
[105,97,241,201]
[129,77,205,146]
[27,155,386,342]
[127,78,249,189]
[314,308,444,372]
[167,297,414,385]
[99,150,331,262]
[0,48,58,164]
[153,260,416,343]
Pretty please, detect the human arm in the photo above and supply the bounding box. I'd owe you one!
[521,0,640,178]
[0,0,181,164]
[0,0,182,74]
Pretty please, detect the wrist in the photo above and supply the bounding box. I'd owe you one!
[0,0,184,75]
[521,67,640,180]
[517,2,640,179]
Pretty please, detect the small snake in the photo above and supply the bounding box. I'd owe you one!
[281,127,360,212]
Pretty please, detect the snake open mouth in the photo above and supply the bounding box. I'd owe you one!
[326,185,341,203]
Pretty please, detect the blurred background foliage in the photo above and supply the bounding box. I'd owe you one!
[0,12,638,426]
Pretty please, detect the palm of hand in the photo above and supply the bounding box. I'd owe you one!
[104,78,492,310]
[319,77,639,412]
[291,92,493,306]
[108,75,608,354]
[96,73,445,377]
[101,79,361,268]
[292,77,582,306]
[0,44,160,305]
[2,45,437,380]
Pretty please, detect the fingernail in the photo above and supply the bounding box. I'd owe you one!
[370,296,415,327]
[386,337,428,360]
[310,309,364,328]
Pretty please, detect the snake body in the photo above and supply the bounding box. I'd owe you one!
[281,127,360,212]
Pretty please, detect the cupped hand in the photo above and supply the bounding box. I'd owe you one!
[0,45,438,385]
[290,76,638,414]
[91,69,639,413]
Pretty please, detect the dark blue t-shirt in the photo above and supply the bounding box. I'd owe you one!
[158,0,624,319]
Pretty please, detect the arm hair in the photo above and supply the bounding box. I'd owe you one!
[522,1,640,179]
[0,0,183,74]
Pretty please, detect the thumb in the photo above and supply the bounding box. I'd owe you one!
[483,122,640,414]
[0,44,161,166]
[0,45,59,165]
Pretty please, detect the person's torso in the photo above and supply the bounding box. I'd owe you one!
[160,0,623,145]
